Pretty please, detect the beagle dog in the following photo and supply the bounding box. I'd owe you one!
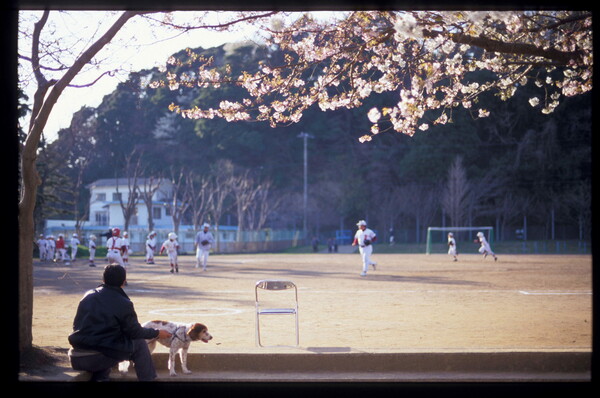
[119,320,212,376]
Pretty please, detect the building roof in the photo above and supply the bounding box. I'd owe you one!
[86,178,169,189]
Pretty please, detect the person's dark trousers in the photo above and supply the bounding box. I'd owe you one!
[70,352,118,381]
[129,338,157,381]
[70,339,157,381]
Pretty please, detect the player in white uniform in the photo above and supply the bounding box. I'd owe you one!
[447,232,458,261]
[46,235,56,262]
[475,231,497,261]
[122,231,130,267]
[88,235,97,267]
[145,231,157,264]
[160,232,180,273]
[194,223,215,271]
[352,220,378,277]
[106,227,125,267]
[36,234,47,262]
[70,233,81,262]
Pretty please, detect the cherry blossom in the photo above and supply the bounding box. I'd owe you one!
[160,10,592,142]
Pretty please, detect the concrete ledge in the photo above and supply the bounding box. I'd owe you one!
[152,351,591,373]
[124,351,590,382]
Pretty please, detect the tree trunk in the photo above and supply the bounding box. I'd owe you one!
[18,149,39,351]
[18,10,142,352]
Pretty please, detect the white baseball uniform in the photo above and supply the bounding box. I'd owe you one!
[354,227,377,275]
[161,239,179,266]
[46,237,55,262]
[146,235,156,263]
[195,229,215,270]
[121,236,130,265]
[478,235,495,256]
[70,236,80,260]
[88,238,96,265]
[448,236,457,256]
[37,237,47,261]
[106,236,125,266]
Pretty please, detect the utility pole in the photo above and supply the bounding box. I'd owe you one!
[298,132,313,237]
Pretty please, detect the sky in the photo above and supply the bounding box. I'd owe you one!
[18,10,277,142]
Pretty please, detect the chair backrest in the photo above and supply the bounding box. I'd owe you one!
[256,280,296,291]
[255,280,297,302]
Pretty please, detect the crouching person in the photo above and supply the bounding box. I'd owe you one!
[68,264,171,381]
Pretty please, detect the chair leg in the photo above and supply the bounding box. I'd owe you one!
[256,315,262,347]
[295,314,299,346]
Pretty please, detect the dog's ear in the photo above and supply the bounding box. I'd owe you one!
[188,323,207,340]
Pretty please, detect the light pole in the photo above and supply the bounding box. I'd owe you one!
[298,132,313,237]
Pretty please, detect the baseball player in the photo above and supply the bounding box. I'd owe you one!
[36,234,47,262]
[447,232,458,261]
[475,231,497,261]
[145,231,157,264]
[352,220,378,277]
[121,231,130,267]
[88,235,97,267]
[194,223,215,271]
[70,233,81,262]
[55,234,67,263]
[106,227,125,267]
[46,235,56,262]
[160,232,180,273]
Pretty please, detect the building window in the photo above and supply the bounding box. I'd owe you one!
[112,192,122,201]
[95,193,106,201]
[153,207,161,219]
[130,207,138,226]
[95,211,108,225]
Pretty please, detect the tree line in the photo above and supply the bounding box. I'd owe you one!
[32,41,591,243]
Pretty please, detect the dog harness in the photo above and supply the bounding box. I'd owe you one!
[170,325,189,344]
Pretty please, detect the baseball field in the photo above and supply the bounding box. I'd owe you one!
[30,249,592,354]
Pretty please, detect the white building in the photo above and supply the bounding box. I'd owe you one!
[44,177,242,253]
[86,178,173,229]
[43,178,310,254]
[45,177,178,252]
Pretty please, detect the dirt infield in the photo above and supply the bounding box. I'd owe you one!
[30,250,592,354]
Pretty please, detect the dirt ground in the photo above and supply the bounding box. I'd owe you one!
[28,250,592,354]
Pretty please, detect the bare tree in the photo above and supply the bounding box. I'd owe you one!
[17,7,282,354]
[494,193,530,241]
[138,174,163,232]
[442,156,470,228]
[231,169,261,242]
[116,152,142,232]
[375,185,404,240]
[186,172,212,230]
[167,167,191,235]
[207,160,235,251]
[309,179,346,234]
[246,179,283,231]
[564,182,591,242]
[468,170,508,224]
[18,10,143,352]
[398,183,440,244]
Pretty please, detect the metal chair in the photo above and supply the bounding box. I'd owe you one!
[255,280,299,347]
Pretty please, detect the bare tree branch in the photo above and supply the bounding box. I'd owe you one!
[423,29,583,65]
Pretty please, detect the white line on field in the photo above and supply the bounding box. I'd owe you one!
[148,307,246,317]
[179,288,593,296]
[518,291,592,295]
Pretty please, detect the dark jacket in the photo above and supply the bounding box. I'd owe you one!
[68,284,158,360]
